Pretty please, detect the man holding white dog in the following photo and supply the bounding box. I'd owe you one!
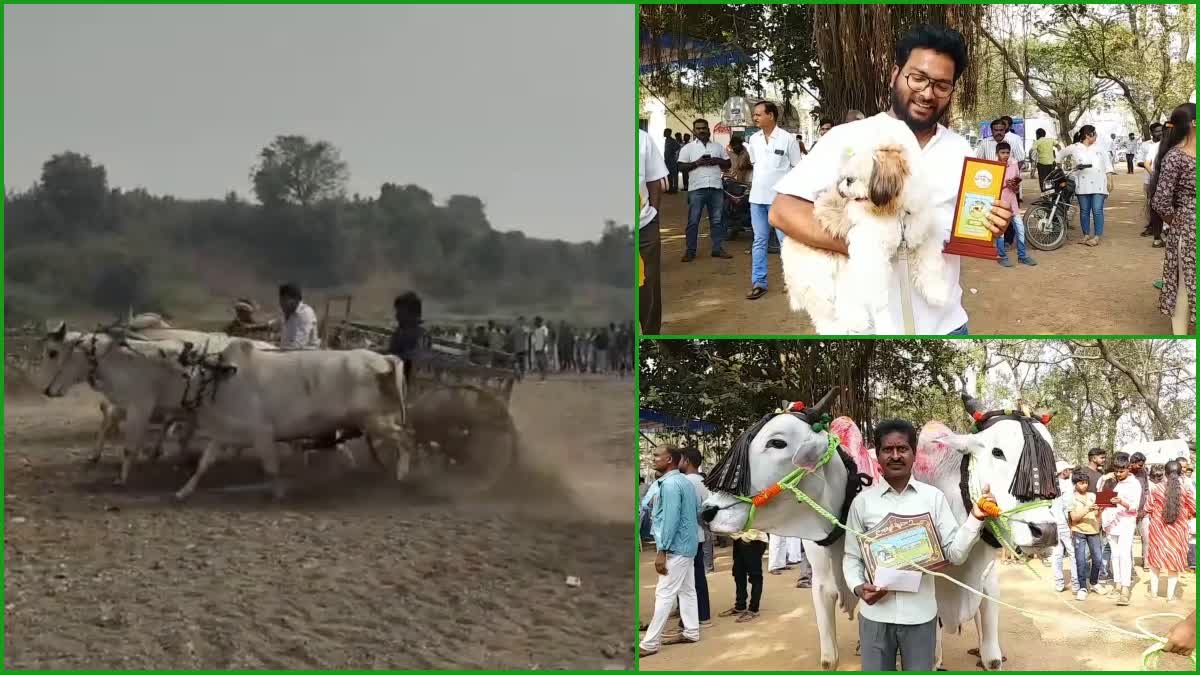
[769,24,1012,335]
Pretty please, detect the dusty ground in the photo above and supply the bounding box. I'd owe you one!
[4,375,634,669]
[659,172,1180,335]
[638,545,1195,671]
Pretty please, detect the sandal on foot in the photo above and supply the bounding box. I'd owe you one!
[746,287,767,300]
[736,611,759,623]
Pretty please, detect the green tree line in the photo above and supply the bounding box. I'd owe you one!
[640,340,1194,467]
[5,136,632,323]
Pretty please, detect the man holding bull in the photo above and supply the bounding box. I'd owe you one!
[844,419,1000,671]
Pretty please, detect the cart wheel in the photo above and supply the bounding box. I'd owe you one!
[406,384,518,496]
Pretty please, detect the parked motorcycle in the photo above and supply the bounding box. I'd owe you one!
[722,177,751,241]
[1023,161,1089,251]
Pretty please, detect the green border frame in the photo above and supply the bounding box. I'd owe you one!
[633,1,1199,672]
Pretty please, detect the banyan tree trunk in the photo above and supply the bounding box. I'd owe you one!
[813,4,982,121]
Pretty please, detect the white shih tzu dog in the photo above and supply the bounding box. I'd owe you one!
[780,121,948,334]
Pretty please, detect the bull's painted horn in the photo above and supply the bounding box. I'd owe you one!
[808,387,841,419]
[961,391,987,419]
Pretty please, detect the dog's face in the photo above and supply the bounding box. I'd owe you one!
[835,144,910,216]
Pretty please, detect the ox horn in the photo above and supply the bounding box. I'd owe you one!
[961,390,987,420]
[807,386,842,420]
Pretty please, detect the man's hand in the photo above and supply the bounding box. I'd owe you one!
[855,583,888,605]
[971,483,1000,519]
[655,550,668,576]
[1163,611,1195,656]
[985,203,1013,236]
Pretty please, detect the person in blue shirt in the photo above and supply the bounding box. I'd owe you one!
[639,446,701,657]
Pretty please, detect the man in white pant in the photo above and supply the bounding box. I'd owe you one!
[640,446,702,657]
[767,534,791,574]
[1050,461,1076,593]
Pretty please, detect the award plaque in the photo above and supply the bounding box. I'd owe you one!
[943,157,1007,260]
[860,512,949,580]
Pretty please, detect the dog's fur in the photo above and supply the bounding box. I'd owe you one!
[781,121,949,334]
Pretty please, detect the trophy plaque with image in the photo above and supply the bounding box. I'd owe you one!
[943,156,1007,260]
[860,512,950,582]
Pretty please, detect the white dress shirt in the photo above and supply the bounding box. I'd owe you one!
[747,127,804,205]
[1138,140,1160,185]
[843,478,985,625]
[685,473,710,541]
[975,131,1025,163]
[639,129,669,228]
[677,139,729,191]
[280,301,321,350]
[1071,143,1115,195]
[772,112,971,335]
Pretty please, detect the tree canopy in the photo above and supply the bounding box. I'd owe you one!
[640,340,1195,467]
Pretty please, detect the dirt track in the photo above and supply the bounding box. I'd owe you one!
[4,375,634,669]
[659,172,1180,335]
[638,546,1195,671]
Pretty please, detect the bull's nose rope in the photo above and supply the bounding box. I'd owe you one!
[786,486,1193,670]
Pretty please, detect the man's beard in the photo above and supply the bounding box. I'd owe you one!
[889,83,947,132]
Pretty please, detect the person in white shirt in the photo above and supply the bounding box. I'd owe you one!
[1124,132,1140,174]
[1138,122,1165,246]
[676,119,733,261]
[1099,452,1144,606]
[843,418,998,670]
[639,129,669,334]
[277,282,321,350]
[770,24,1013,335]
[745,100,804,300]
[530,316,550,381]
[1072,124,1116,247]
[680,448,712,629]
[1050,461,1077,593]
[1057,130,1083,167]
[998,116,1026,164]
[975,118,1012,161]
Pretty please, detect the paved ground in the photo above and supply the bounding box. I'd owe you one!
[638,544,1195,671]
[657,172,1180,336]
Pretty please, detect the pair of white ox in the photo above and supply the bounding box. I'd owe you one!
[702,389,1059,671]
[39,321,413,501]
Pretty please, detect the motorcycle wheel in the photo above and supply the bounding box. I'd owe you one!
[1024,204,1067,251]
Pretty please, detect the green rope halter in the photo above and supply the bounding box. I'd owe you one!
[735,426,838,532]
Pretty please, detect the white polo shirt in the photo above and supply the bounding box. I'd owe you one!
[677,139,728,191]
[639,129,669,229]
[772,112,971,335]
[1138,140,1160,185]
[747,127,804,205]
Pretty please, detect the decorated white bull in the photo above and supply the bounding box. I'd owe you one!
[702,387,1059,670]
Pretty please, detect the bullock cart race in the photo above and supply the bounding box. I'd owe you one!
[4,308,633,668]
[638,339,1196,671]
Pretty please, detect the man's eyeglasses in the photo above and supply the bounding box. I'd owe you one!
[904,72,954,98]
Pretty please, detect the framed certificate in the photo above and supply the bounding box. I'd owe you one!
[861,512,949,580]
[1095,487,1117,508]
[943,157,1007,260]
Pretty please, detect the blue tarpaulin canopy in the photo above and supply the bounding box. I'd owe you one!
[639,30,748,75]
[640,408,719,435]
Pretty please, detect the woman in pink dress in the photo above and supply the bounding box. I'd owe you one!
[1145,460,1197,601]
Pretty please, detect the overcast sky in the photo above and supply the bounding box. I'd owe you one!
[4,4,632,242]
